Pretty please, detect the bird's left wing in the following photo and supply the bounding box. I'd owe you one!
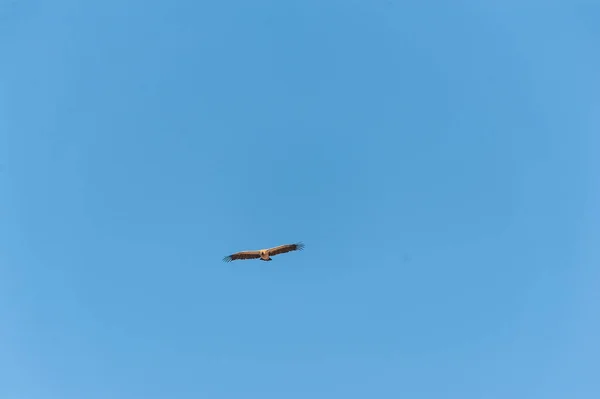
[268,242,305,257]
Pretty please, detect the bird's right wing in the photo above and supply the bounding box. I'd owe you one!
[222,250,261,262]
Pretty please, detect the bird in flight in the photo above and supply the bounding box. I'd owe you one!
[223,242,305,262]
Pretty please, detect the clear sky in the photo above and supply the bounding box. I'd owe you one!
[1,1,599,398]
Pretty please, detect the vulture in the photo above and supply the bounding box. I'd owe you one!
[223,242,305,262]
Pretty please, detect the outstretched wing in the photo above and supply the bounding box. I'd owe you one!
[268,242,305,257]
[223,250,261,262]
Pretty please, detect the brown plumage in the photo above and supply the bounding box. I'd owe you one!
[222,242,305,263]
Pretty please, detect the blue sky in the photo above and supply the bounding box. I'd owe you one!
[1,1,599,398]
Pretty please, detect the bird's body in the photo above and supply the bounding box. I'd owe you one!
[223,242,305,263]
